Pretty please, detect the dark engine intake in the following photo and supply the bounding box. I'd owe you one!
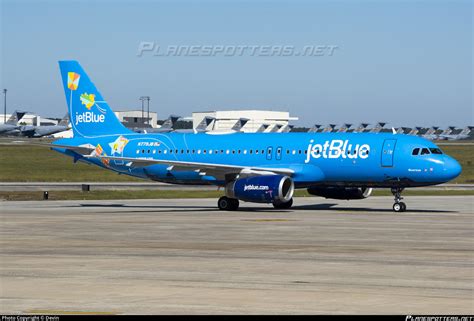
[307,186,372,200]
[226,175,294,203]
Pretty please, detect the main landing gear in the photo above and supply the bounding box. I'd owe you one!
[272,198,293,209]
[391,187,407,212]
[217,197,294,211]
[218,196,239,211]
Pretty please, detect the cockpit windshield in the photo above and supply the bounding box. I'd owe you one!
[420,148,430,155]
[429,148,443,154]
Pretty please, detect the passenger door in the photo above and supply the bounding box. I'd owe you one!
[381,139,397,167]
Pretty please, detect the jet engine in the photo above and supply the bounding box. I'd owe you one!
[226,175,294,203]
[307,186,372,200]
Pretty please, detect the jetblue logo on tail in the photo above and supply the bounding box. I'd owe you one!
[305,139,370,163]
[74,92,106,125]
[75,111,105,125]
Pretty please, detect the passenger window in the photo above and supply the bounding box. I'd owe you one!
[412,148,420,155]
[421,148,430,155]
[429,148,443,154]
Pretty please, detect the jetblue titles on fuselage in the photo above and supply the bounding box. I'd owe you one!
[305,139,370,163]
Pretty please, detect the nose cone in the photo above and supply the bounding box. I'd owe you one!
[442,156,462,181]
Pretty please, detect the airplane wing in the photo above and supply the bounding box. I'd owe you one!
[85,154,294,179]
[9,141,96,155]
[50,143,96,155]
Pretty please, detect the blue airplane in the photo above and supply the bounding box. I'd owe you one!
[50,61,462,212]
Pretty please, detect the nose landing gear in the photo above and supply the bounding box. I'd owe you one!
[391,187,406,212]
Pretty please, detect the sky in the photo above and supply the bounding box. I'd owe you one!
[1,0,472,128]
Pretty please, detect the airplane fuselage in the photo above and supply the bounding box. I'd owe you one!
[53,131,461,188]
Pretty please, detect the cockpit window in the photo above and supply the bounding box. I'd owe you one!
[420,148,430,155]
[429,148,443,154]
[412,148,420,155]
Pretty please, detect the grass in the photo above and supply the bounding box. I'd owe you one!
[0,143,472,183]
[439,145,474,183]
[0,145,142,182]
[1,189,473,201]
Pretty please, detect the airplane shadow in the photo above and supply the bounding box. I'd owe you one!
[69,203,457,214]
[292,203,458,213]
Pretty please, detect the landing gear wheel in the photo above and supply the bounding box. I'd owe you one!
[399,202,407,212]
[391,187,406,213]
[393,202,407,212]
[393,202,402,212]
[218,196,239,211]
[272,198,293,209]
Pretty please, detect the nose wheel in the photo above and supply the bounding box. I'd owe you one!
[391,187,407,212]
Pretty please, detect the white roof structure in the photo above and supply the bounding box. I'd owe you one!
[192,110,298,133]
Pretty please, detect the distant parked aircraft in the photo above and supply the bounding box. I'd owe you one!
[137,115,181,133]
[307,124,322,133]
[338,123,352,133]
[270,124,283,133]
[19,114,70,138]
[0,111,27,135]
[322,124,337,133]
[421,126,440,140]
[370,122,386,133]
[353,123,369,133]
[174,116,216,133]
[280,124,294,133]
[407,127,422,136]
[438,126,473,140]
[256,123,270,133]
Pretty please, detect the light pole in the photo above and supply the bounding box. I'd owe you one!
[139,96,150,126]
[3,89,7,124]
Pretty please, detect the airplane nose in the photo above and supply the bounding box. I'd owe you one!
[443,156,462,181]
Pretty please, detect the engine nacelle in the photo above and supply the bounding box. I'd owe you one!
[307,186,372,200]
[226,175,294,203]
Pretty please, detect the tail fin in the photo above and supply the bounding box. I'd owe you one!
[161,115,181,129]
[231,118,249,132]
[459,126,472,135]
[58,60,132,137]
[58,113,70,126]
[195,116,215,132]
[6,111,26,125]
